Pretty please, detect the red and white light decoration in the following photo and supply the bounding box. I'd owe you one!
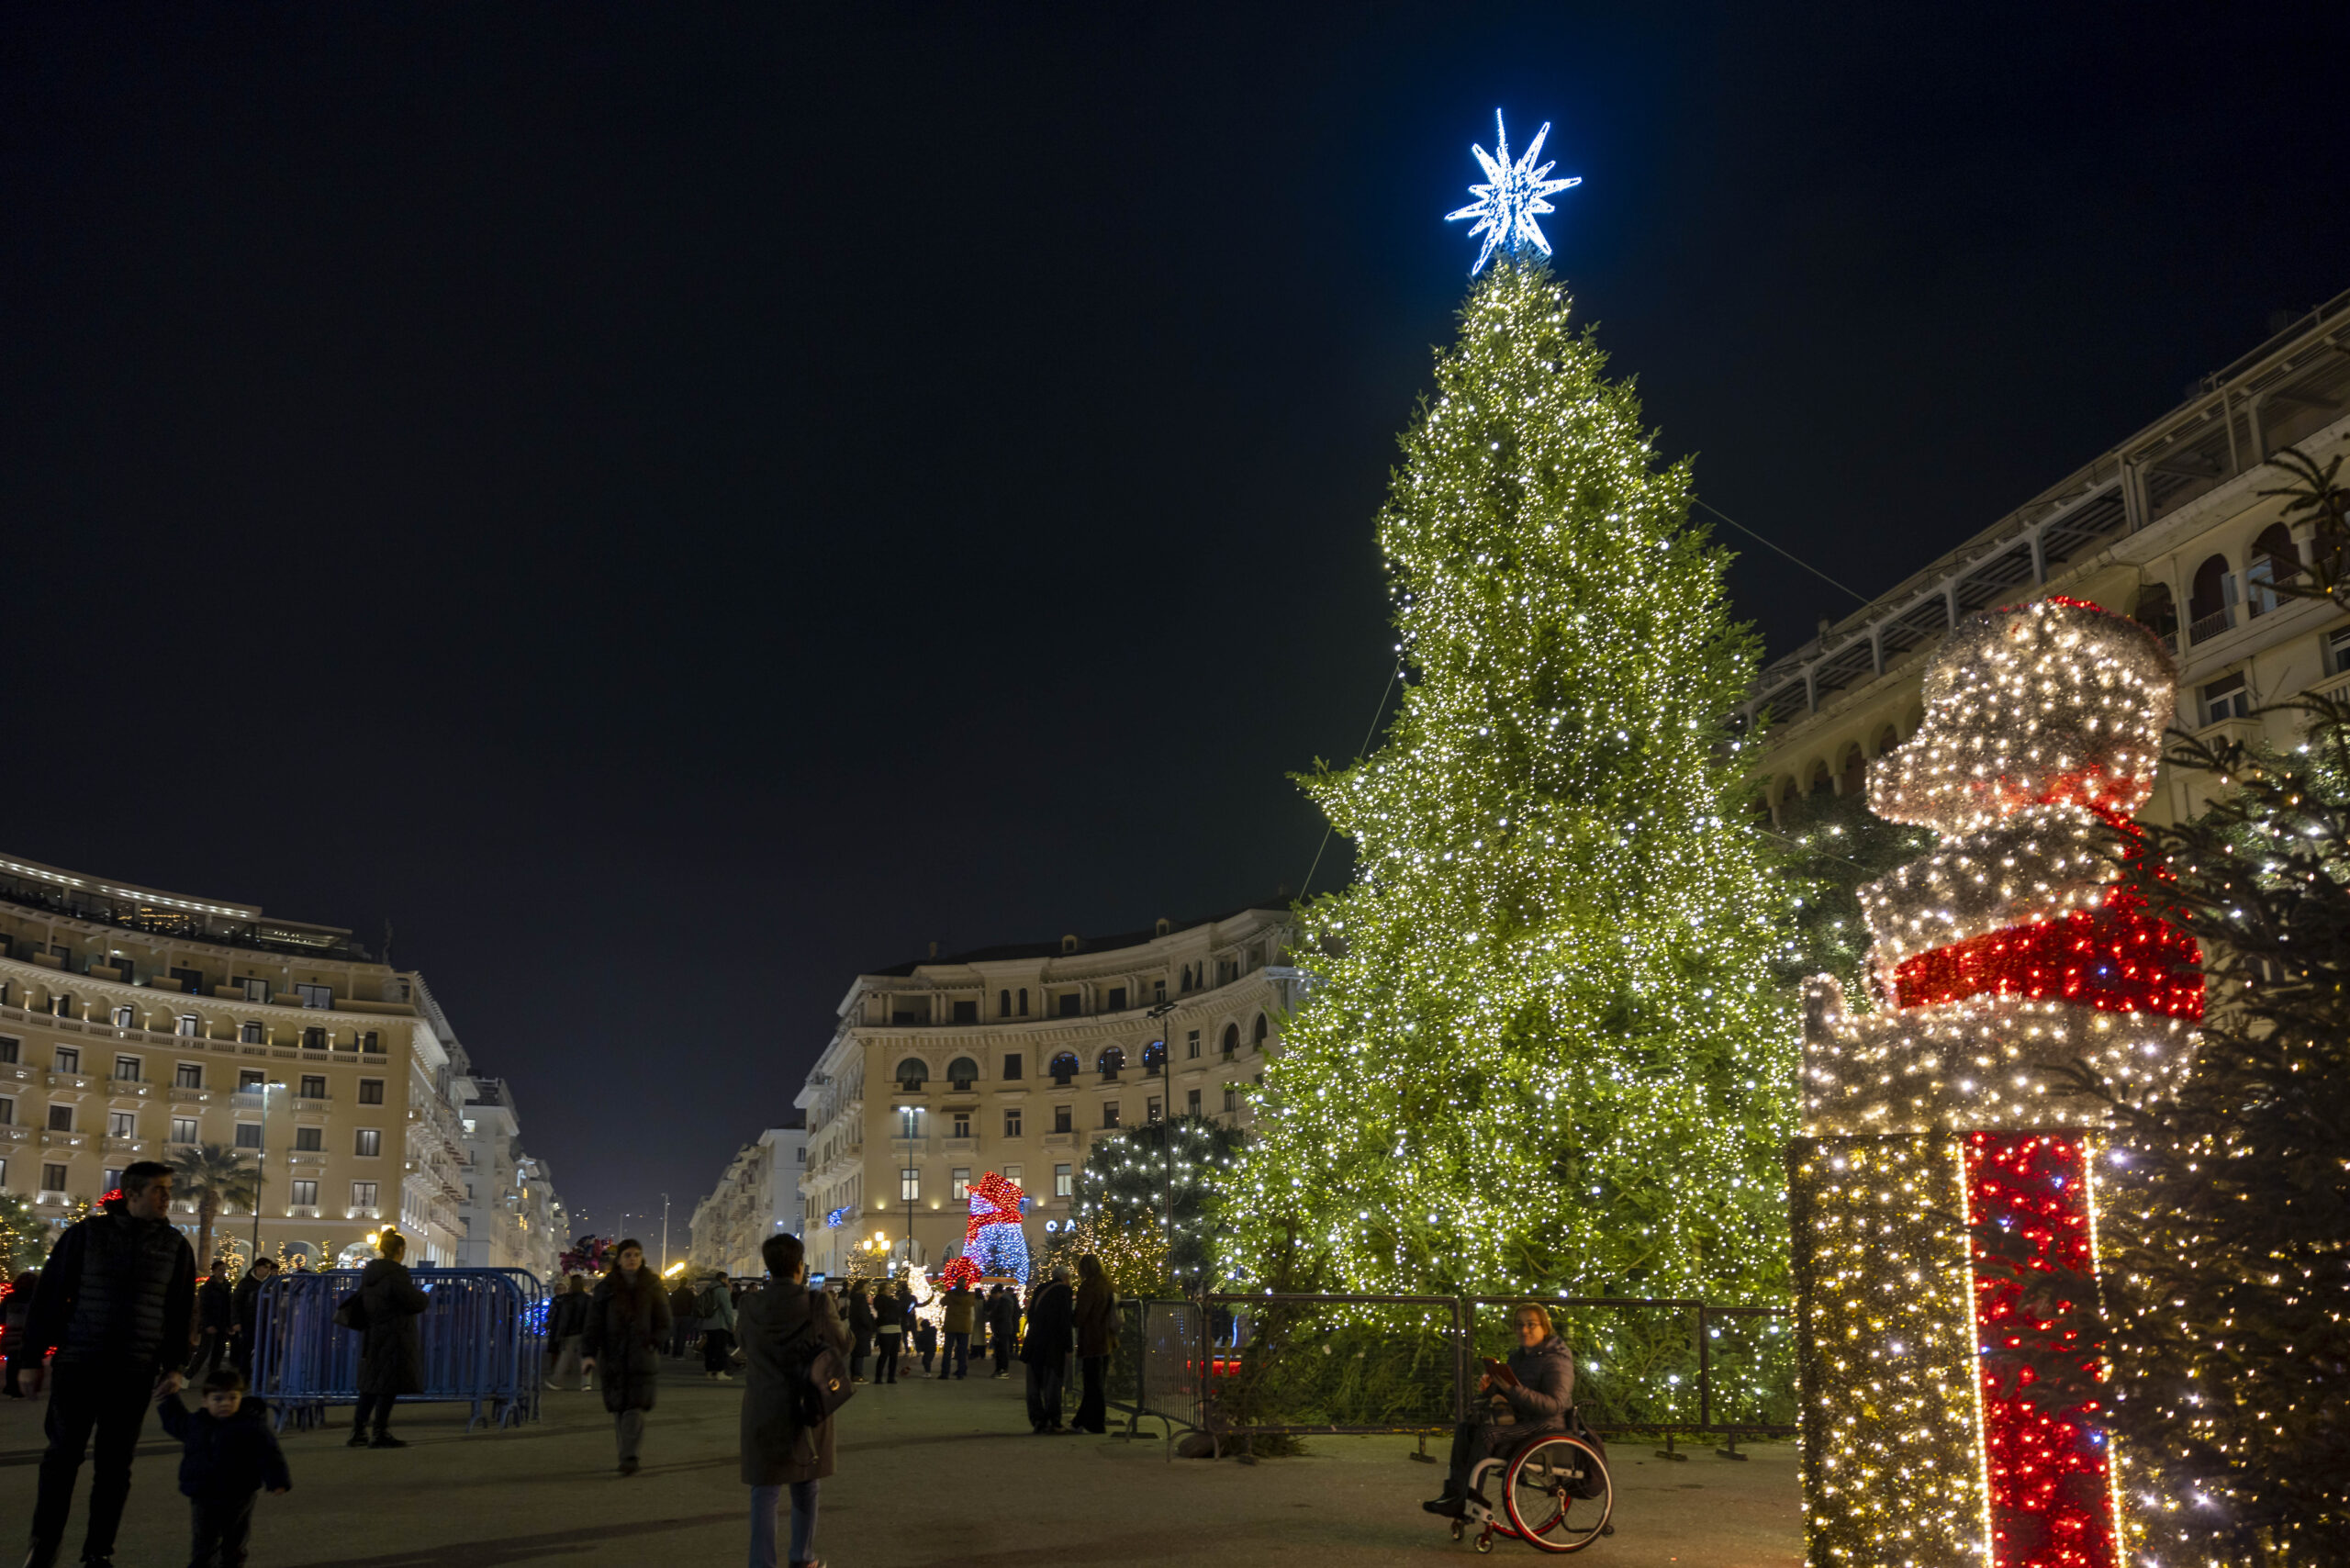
[1795,597,2199,1568]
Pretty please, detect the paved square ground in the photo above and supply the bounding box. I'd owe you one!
[1,1359,1801,1566]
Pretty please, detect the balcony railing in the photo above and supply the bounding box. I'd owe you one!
[2188,604,2239,644]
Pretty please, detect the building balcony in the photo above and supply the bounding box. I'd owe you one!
[287,1150,328,1168]
[0,1063,30,1086]
[294,1096,330,1112]
[47,1071,93,1092]
[103,1136,149,1156]
[106,1078,152,1098]
[941,1137,978,1158]
[169,1087,213,1105]
[2188,603,2238,644]
[1040,1132,1077,1151]
[39,1129,87,1150]
[0,1125,28,1147]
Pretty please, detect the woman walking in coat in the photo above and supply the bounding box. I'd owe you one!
[699,1271,738,1382]
[352,1232,429,1448]
[580,1238,672,1476]
[845,1282,875,1384]
[740,1233,848,1568]
[545,1275,593,1391]
[1069,1254,1115,1434]
[870,1282,901,1384]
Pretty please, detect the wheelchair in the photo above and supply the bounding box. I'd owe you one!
[1447,1428,1614,1554]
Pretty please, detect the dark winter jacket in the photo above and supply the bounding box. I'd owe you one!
[1020,1281,1074,1366]
[197,1274,233,1332]
[583,1267,671,1414]
[668,1282,700,1325]
[846,1291,876,1352]
[356,1258,430,1396]
[158,1394,292,1498]
[990,1289,1020,1343]
[230,1272,267,1346]
[738,1279,851,1486]
[547,1291,592,1340]
[1492,1335,1576,1434]
[27,1211,196,1372]
[1071,1273,1116,1359]
[872,1288,901,1336]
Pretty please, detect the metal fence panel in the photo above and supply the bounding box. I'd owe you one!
[252,1267,548,1432]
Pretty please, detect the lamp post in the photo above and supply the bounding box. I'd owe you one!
[893,1104,920,1265]
[251,1081,285,1264]
[660,1193,670,1273]
[1145,1001,1178,1288]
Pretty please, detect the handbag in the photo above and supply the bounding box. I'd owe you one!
[781,1316,855,1428]
[332,1293,367,1331]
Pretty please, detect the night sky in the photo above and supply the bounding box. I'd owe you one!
[5,4,2347,1239]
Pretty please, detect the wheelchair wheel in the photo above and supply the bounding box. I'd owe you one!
[1504,1435,1613,1553]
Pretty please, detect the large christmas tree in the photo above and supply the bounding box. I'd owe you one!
[1229,258,1793,1306]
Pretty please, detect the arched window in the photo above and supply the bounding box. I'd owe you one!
[1017,988,1029,1017]
[1048,1051,1080,1085]
[1141,1040,1166,1074]
[1874,724,1900,756]
[239,1021,264,1045]
[2132,582,2177,644]
[1221,1024,1240,1058]
[175,1014,199,1037]
[112,1005,134,1028]
[1253,1014,1270,1048]
[896,1058,928,1092]
[946,1057,979,1092]
[1807,759,1831,795]
[1838,745,1866,796]
[2248,523,2300,615]
[1097,1046,1125,1080]
[2189,554,2235,640]
[998,990,1011,1018]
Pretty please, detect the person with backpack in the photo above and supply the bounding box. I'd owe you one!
[740,1232,849,1568]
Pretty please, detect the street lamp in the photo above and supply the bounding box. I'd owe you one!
[251,1081,285,1264]
[660,1193,670,1274]
[892,1104,921,1265]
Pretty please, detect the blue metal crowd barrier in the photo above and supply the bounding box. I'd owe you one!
[252,1267,549,1432]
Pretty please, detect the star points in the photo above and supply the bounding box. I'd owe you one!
[1445,110,1582,274]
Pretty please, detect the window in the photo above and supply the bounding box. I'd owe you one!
[360,1031,380,1053]
[48,1103,73,1132]
[235,1123,263,1150]
[175,1014,199,1037]
[1004,1108,1023,1137]
[1142,1039,1166,1074]
[0,1098,10,1124]
[1187,1088,1202,1116]
[1222,1025,1240,1058]
[113,1055,140,1081]
[1153,978,1166,1004]
[42,1162,68,1193]
[1058,993,1080,1018]
[0,1037,16,1064]
[299,1075,326,1100]
[51,993,74,1019]
[1097,1046,1125,1079]
[239,1021,264,1044]
[947,1057,979,1091]
[239,1070,264,1092]
[952,1000,978,1024]
[1002,1051,1023,1081]
[175,1062,202,1090]
[107,1110,134,1138]
[1186,1029,1200,1059]
[900,1168,920,1203]
[2203,671,2251,725]
[1053,1105,1072,1134]
[1017,988,1029,1016]
[1181,964,1192,991]
[951,1169,971,1200]
[352,1181,379,1209]
[358,1079,385,1105]
[1048,1052,1080,1085]
[301,1028,326,1051]
[241,978,269,1003]
[2189,554,2238,641]
[295,1126,322,1152]
[2331,624,2350,676]
[1254,1014,1270,1048]
[171,1116,197,1144]
[112,1005,135,1028]
[1223,1084,1238,1114]
[1102,1101,1120,1129]
[54,1047,80,1075]
[354,1128,382,1157]
[294,983,332,1009]
[895,1106,922,1139]
[1106,986,1127,1012]
[951,1111,971,1139]
[1053,1163,1072,1198]
[896,1058,928,1091]
[169,967,206,996]
[103,1167,122,1192]
[999,989,1012,1018]
[291,1179,318,1207]
[1147,1097,1162,1122]
[1003,1163,1022,1185]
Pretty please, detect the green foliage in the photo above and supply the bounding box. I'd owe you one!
[1228,259,1795,1325]
[1072,1115,1246,1292]
[0,1191,47,1275]
[1995,695,2350,1565]
[166,1143,260,1269]
[1773,787,1934,997]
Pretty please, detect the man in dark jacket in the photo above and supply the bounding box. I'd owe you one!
[989,1285,1018,1378]
[1426,1302,1578,1517]
[1020,1266,1075,1433]
[22,1159,197,1568]
[228,1258,276,1380]
[191,1261,233,1375]
[1069,1255,1116,1434]
[668,1275,700,1361]
[351,1233,429,1449]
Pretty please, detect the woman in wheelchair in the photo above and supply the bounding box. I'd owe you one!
[1424,1302,1575,1518]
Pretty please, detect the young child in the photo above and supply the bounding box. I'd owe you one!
[157,1365,292,1565]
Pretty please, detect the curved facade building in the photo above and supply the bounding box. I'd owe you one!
[796,902,1299,1280]
[0,850,487,1268]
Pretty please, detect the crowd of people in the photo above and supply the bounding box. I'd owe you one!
[4,1170,1129,1568]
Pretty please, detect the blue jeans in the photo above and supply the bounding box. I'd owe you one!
[749,1480,818,1566]
[943,1330,969,1377]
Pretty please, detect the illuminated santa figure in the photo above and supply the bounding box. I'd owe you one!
[960,1170,1030,1289]
[1794,596,2201,1568]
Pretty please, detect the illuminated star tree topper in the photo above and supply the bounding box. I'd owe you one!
[1445,109,1582,274]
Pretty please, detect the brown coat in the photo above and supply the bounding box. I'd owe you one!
[739,1280,851,1485]
[1071,1273,1116,1359]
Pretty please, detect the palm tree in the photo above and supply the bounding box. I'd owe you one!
[166,1143,259,1269]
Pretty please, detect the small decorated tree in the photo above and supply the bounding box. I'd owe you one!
[1071,1116,1245,1293]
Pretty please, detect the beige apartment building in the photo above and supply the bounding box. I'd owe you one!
[796,903,1300,1279]
[689,1124,808,1278]
[1751,287,2350,828]
[0,850,497,1269]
